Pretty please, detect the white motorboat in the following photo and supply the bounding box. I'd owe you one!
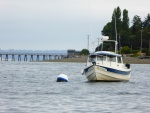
[82,37,131,82]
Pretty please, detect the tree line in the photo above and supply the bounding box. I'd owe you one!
[101,6,150,55]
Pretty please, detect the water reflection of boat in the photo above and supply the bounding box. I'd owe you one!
[82,37,131,82]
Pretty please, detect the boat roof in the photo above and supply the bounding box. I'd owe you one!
[90,51,122,57]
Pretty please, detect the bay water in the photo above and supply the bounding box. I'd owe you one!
[0,62,150,113]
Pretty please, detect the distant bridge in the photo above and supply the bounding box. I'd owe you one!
[0,52,67,61]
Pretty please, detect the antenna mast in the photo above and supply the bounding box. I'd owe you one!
[114,9,118,53]
[87,35,90,51]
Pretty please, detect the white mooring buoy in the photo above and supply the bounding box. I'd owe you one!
[56,74,68,82]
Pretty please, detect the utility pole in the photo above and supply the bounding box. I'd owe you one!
[87,35,90,51]
[148,32,150,50]
[140,29,143,53]
[119,34,121,50]
[149,39,150,51]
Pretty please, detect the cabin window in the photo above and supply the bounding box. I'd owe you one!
[97,56,103,61]
[89,55,96,62]
[110,56,116,62]
[107,56,111,62]
[102,56,106,61]
[107,56,116,62]
[117,57,122,63]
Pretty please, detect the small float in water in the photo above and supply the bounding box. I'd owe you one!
[56,74,68,82]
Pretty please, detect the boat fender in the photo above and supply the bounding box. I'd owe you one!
[56,74,68,82]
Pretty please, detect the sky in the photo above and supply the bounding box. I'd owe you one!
[0,0,150,51]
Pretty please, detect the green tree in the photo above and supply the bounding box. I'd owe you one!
[120,9,130,48]
[143,14,150,28]
[111,7,122,40]
[130,15,142,50]
[102,6,122,40]
[80,49,89,55]
[95,42,115,52]
[101,22,111,36]
[101,8,150,53]
[122,9,129,31]
[131,15,142,35]
[142,14,150,50]
[121,46,131,54]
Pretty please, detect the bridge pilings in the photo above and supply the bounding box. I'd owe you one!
[49,55,51,60]
[36,55,39,61]
[24,55,27,61]
[18,55,21,61]
[30,55,34,61]
[5,54,8,61]
[12,54,15,61]
[0,53,67,61]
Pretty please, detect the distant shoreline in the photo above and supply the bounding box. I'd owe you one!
[44,56,150,64]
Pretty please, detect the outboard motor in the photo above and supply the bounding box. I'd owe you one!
[57,74,68,82]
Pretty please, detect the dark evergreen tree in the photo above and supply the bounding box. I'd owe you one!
[142,14,150,50]
[111,7,122,40]
[122,9,129,31]
[101,7,150,54]
[143,14,150,28]
[80,49,89,55]
[131,15,142,35]
[101,22,111,36]
[120,9,130,48]
[130,15,142,50]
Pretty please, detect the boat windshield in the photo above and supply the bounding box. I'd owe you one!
[107,56,116,62]
[89,55,121,63]
[97,55,106,61]
[88,55,96,62]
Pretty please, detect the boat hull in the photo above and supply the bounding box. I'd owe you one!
[84,65,130,82]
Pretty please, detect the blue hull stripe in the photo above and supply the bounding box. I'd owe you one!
[84,66,93,73]
[101,66,130,75]
[84,65,130,76]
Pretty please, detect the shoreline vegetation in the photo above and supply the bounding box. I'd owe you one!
[45,56,150,64]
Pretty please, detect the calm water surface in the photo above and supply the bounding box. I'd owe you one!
[0,62,150,113]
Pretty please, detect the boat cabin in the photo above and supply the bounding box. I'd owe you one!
[87,51,123,67]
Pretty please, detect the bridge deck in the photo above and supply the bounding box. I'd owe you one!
[0,52,67,61]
